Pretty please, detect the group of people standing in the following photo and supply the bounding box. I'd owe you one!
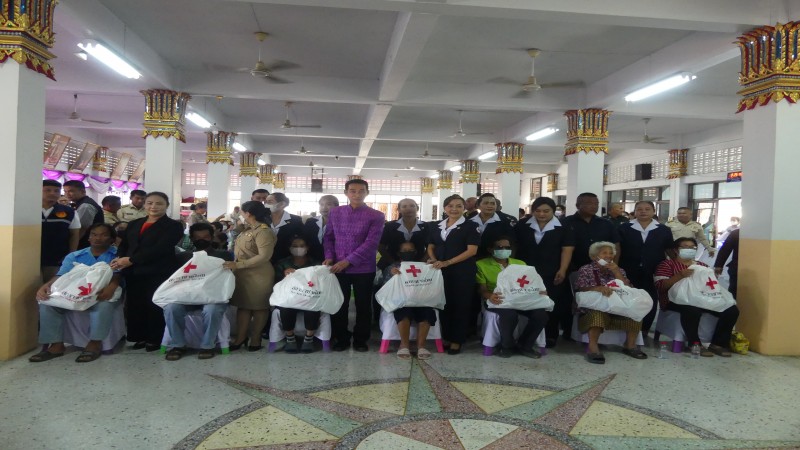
[33,177,740,364]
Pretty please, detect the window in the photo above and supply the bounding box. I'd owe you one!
[692,183,714,199]
[690,146,743,175]
[229,174,240,188]
[184,172,207,186]
[718,181,741,198]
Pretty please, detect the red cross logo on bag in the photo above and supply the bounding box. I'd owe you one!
[308,281,315,287]
[607,281,620,288]
[517,275,530,288]
[78,283,93,296]
[406,265,422,277]
[705,277,718,290]
[183,262,198,273]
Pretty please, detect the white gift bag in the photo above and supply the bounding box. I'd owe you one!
[487,264,554,311]
[270,266,344,314]
[576,279,652,321]
[376,262,445,313]
[153,251,235,308]
[44,262,115,311]
[668,265,736,312]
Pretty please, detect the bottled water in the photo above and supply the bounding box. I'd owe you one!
[691,342,701,359]
[657,341,668,359]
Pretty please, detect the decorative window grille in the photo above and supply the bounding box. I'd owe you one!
[690,146,743,175]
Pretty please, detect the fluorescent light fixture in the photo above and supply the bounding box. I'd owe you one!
[430,173,439,179]
[526,127,559,141]
[77,41,141,79]
[448,164,462,172]
[232,142,247,152]
[624,73,696,102]
[186,112,212,129]
[478,150,496,160]
[257,159,266,166]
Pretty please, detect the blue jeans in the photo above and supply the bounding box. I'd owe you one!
[38,300,121,344]
[163,304,228,349]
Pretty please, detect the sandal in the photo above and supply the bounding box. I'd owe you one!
[708,344,732,357]
[75,350,101,363]
[198,349,216,360]
[29,351,64,363]
[397,347,412,360]
[586,352,605,364]
[417,348,432,360]
[622,347,648,360]
[165,347,187,361]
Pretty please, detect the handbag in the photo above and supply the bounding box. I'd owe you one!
[376,262,445,313]
[730,330,749,355]
[152,251,235,307]
[270,265,345,314]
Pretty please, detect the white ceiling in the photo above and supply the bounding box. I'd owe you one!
[44,0,798,179]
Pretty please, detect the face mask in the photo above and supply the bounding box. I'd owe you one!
[193,239,212,250]
[493,249,512,259]
[678,248,697,260]
[290,247,307,257]
[555,211,563,217]
[596,258,609,266]
[398,251,416,261]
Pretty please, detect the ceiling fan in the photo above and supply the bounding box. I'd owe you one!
[281,102,321,129]
[614,118,669,144]
[57,94,111,124]
[488,49,583,98]
[418,143,451,158]
[235,32,299,83]
[450,110,491,138]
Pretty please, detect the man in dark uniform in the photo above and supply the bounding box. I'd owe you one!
[41,180,80,282]
[63,180,104,249]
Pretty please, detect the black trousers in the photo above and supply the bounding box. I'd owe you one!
[728,269,738,299]
[494,308,549,350]
[441,266,475,345]
[277,307,321,332]
[543,278,572,341]
[125,273,168,345]
[332,272,375,345]
[627,270,659,336]
[667,303,740,348]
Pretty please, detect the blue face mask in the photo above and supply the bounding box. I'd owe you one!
[678,248,697,260]
[493,249,512,259]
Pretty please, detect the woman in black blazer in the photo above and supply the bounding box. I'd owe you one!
[303,195,339,261]
[618,200,674,336]
[427,194,480,354]
[378,198,428,270]
[515,197,575,347]
[111,192,184,351]
[265,193,304,263]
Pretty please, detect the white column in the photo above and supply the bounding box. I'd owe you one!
[460,159,480,199]
[144,137,182,217]
[0,60,47,359]
[420,177,434,221]
[461,183,477,199]
[667,177,688,219]
[240,176,257,202]
[497,172,521,212]
[565,152,605,214]
[205,131,235,218]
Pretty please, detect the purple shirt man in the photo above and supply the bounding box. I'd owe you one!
[322,179,384,351]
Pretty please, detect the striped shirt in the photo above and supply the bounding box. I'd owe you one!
[653,259,708,308]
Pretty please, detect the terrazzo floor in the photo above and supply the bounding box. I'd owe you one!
[1,336,799,450]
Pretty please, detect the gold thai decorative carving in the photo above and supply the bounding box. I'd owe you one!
[273,172,286,189]
[92,147,108,172]
[495,142,524,174]
[258,164,275,185]
[205,131,235,165]
[420,177,434,194]
[460,159,479,184]
[0,0,57,80]
[564,109,611,156]
[546,172,558,192]
[437,170,453,190]
[667,148,689,179]
[141,90,191,142]
[239,152,259,177]
[736,22,800,112]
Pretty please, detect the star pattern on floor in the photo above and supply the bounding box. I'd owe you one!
[173,360,800,449]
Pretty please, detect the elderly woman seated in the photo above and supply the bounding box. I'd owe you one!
[575,241,647,364]
[653,237,739,357]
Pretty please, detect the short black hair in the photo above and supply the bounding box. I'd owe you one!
[210,221,224,232]
[672,237,698,249]
[189,222,215,239]
[677,206,692,212]
[344,179,369,191]
[442,194,465,208]
[270,192,290,205]
[477,193,497,206]
[252,188,269,196]
[88,223,117,240]
[63,180,86,190]
[101,195,121,207]
[43,180,62,188]
[130,190,146,198]
[531,197,556,211]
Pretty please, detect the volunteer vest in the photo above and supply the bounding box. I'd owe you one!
[74,195,104,248]
[41,204,76,266]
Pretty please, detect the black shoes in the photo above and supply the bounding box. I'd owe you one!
[332,341,350,352]
[353,342,369,352]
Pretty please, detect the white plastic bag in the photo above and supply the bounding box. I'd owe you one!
[376,262,445,313]
[576,279,652,321]
[153,251,235,308]
[488,264,554,311]
[44,262,116,311]
[668,265,736,312]
[270,266,344,314]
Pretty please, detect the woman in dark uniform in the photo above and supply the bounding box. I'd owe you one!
[618,200,674,337]
[378,198,428,270]
[427,194,480,354]
[469,193,517,257]
[265,192,304,263]
[111,192,184,351]
[515,197,575,347]
[303,195,339,261]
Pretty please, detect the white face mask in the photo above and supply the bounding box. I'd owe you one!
[290,247,307,257]
[493,249,512,260]
[555,211,563,217]
[596,258,609,266]
[678,248,697,260]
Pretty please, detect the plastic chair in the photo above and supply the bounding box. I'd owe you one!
[378,308,444,353]
[268,308,332,352]
[160,305,232,354]
[654,309,719,352]
[59,301,126,354]
[480,309,547,356]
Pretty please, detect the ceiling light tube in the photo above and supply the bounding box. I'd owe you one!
[448,164,462,172]
[77,41,142,79]
[430,173,439,179]
[257,159,266,166]
[186,112,212,128]
[526,127,559,141]
[232,142,247,152]
[624,73,696,102]
[478,151,496,160]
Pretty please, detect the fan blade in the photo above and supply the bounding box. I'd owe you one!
[263,74,291,84]
[79,118,112,124]
[512,90,534,99]
[648,140,669,144]
[429,154,451,157]
[291,124,322,128]
[612,140,643,144]
[464,132,491,136]
[486,76,520,85]
[539,81,585,88]
[267,60,301,72]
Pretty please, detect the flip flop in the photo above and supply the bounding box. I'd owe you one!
[29,351,64,363]
[397,348,412,360]
[417,348,432,360]
[75,350,101,363]
[165,347,187,361]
